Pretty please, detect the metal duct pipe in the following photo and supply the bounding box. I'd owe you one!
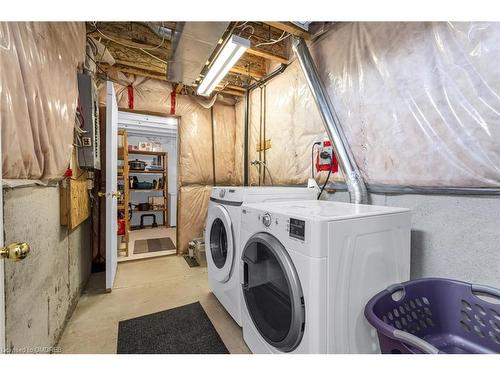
[141,22,173,40]
[292,37,368,204]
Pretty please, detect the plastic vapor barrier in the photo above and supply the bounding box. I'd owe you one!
[177,95,214,185]
[248,62,338,186]
[177,184,212,254]
[234,100,244,185]
[309,22,500,187]
[213,103,237,185]
[0,22,86,180]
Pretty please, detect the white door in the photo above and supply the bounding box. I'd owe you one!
[0,126,4,352]
[106,81,118,291]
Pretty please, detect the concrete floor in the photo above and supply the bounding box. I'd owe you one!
[58,255,250,354]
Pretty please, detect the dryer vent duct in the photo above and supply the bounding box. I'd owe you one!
[292,37,368,204]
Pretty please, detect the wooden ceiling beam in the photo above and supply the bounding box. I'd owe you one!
[246,48,288,64]
[112,58,166,75]
[100,64,167,81]
[264,22,311,39]
[220,89,245,97]
[88,30,170,52]
[230,65,264,78]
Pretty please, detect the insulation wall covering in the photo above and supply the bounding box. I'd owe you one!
[213,102,238,185]
[177,184,212,256]
[310,22,500,187]
[0,22,86,180]
[247,62,335,186]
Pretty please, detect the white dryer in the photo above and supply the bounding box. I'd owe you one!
[205,186,318,327]
[239,200,411,353]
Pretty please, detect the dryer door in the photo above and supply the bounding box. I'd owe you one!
[242,232,305,352]
[206,204,234,282]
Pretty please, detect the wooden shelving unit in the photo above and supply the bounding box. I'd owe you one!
[117,138,169,262]
[117,129,130,257]
[127,150,169,231]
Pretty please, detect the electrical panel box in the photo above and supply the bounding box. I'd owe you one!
[77,73,101,170]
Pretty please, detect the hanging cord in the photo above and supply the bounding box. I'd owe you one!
[317,153,333,200]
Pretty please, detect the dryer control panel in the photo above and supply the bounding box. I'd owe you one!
[289,218,305,241]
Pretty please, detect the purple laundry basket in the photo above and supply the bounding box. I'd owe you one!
[364,278,500,354]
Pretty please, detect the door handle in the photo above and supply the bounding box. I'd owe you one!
[0,242,30,261]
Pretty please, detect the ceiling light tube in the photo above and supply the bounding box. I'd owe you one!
[197,35,250,97]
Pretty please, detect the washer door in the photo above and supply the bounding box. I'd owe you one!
[242,232,305,352]
[207,204,234,282]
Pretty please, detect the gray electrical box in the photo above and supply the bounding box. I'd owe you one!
[77,73,101,170]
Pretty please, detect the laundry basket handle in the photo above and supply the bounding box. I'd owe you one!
[471,284,500,302]
[393,330,440,354]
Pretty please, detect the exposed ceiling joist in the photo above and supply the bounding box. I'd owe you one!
[100,64,166,81]
[230,65,264,78]
[221,89,245,97]
[264,22,311,39]
[246,48,288,64]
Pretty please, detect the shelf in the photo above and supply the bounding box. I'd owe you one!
[129,150,166,156]
[129,170,166,174]
[131,208,167,212]
[129,189,164,192]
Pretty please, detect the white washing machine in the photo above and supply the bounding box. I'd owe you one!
[239,200,411,353]
[205,185,318,327]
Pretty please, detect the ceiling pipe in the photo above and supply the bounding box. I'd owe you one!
[292,37,368,204]
[141,22,173,41]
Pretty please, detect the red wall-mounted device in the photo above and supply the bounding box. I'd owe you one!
[315,140,339,173]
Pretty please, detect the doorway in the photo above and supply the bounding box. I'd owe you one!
[116,110,179,263]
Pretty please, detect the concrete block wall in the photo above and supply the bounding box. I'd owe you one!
[327,191,500,287]
[2,185,91,352]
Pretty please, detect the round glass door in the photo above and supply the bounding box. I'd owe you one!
[242,232,305,352]
[210,218,228,268]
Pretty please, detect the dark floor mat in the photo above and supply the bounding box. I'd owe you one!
[134,237,176,254]
[183,255,200,267]
[117,302,229,354]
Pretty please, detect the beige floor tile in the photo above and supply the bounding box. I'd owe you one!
[58,255,249,354]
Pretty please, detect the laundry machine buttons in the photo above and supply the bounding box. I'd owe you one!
[262,213,272,227]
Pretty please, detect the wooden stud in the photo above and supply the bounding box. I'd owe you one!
[246,48,288,64]
[230,65,264,78]
[100,64,166,81]
[264,22,311,39]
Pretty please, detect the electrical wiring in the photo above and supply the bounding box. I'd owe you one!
[317,154,333,200]
[311,141,321,179]
[254,30,291,47]
[89,23,168,64]
[90,22,167,51]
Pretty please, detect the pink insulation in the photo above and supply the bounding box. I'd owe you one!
[0,22,86,180]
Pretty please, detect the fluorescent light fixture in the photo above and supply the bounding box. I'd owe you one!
[197,35,250,97]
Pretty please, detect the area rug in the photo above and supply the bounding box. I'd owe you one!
[133,237,176,254]
[116,302,229,354]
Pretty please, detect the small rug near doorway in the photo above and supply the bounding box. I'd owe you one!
[117,302,229,354]
[133,237,176,254]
